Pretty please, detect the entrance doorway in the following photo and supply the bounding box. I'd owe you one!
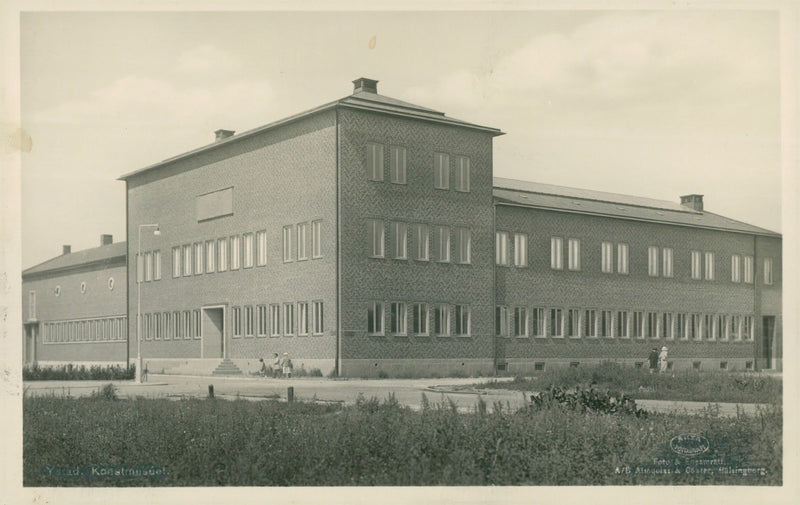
[202,307,225,359]
[762,316,775,369]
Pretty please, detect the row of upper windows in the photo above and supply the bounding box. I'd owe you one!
[367,301,471,337]
[495,306,755,341]
[367,220,471,263]
[367,143,471,192]
[231,301,324,338]
[141,310,200,341]
[42,316,127,344]
[496,232,776,284]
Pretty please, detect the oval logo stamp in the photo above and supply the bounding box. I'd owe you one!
[670,434,710,457]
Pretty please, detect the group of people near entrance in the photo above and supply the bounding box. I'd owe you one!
[648,346,669,373]
[259,352,293,378]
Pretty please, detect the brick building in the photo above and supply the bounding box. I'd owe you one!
[22,235,128,367]
[116,77,781,377]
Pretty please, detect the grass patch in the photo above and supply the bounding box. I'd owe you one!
[24,394,780,486]
[478,363,781,404]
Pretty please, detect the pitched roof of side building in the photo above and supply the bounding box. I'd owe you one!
[23,242,127,278]
[493,177,780,238]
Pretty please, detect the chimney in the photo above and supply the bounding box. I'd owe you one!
[680,194,704,212]
[62,245,71,255]
[214,129,235,142]
[352,77,378,94]
[101,234,113,246]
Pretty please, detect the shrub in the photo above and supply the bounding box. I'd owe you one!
[89,384,118,401]
[23,364,135,381]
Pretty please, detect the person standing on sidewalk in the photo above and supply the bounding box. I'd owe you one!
[658,346,669,373]
[281,352,293,378]
[272,353,282,378]
[648,348,659,374]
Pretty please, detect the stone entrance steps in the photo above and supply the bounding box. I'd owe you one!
[211,358,244,376]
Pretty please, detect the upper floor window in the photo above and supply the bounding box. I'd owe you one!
[144,252,153,281]
[496,231,509,266]
[601,242,613,273]
[256,231,267,266]
[297,222,309,261]
[704,252,715,280]
[282,225,293,262]
[154,251,162,280]
[230,235,241,270]
[283,303,296,336]
[454,305,470,336]
[690,251,702,280]
[367,143,384,181]
[368,220,385,258]
[454,156,470,192]
[217,238,228,272]
[662,248,674,277]
[454,227,471,264]
[434,304,450,336]
[567,238,581,271]
[413,224,429,261]
[647,246,659,277]
[550,237,563,270]
[368,302,384,335]
[616,243,629,274]
[434,153,450,189]
[390,302,407,335]
[298,302,309,336]
[270,304,281,337]
[390,221,408,260]
[514,233,527,267]
[243,233,253,269]
[312,301,324,335]
[389,146,407,184]
[412,303,428,335]
[206,240,216,273]
[764,258,774,285]
[549,308,563,337]
[435,225,450,263]
[172,247,181,278]
[182,244,193,276]
[312,220,322,259]
[744,255,754,283]
[731,254,741,283]
[194,243,204,274]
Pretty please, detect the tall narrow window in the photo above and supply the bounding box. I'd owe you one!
[616,244,629,274]
[172,247,181,278]
[183,311,192,339]
[744,256,754,283]
[583,309,597,337]
[743,316,753,340]
[646,312,658,338]
[514,233,527,267]
[434,304,449,336]
[632,311,644,338]
[28,291,36,320]
[434,152,449,189]
[390,146,407,184]
[730,315,741,340]
[390,221,408,259]
[566,309,580,338]
[764,258,774,285]
[230,235,240,270]
[154,251,161,280]
[256,231,267,266]
[368,220,385,258]
[731,254,741,283]
[704,314,715,340]
[661,313,673,339]
[454,155,470,192]
[413,303,429,335]
[704,252,715,280]
[496,306,509,336]
[435,226,450,263]
[496,231,509,266]
[232,307,242,338]
[206,240,216,273]
[243,232,254,268]
[568,239,581,271]
[257,305,268,336]
[414,224,429,261]
[601,242,613,273]
[194,310,201,339]
[454,305,470,336]
[648,246,659,276]
[514,307,528,337]
[454,227,471,264]
[283,303,295,335]
[691,314,701,340]
[600,310,613,338]
[367,143,384,181]
[312,301,324,334]
[297,222,309,261]
[719,315,728,341]
[145,252,153,281]
[676,313,688,340]
[244,306,254,337]
[616,311,629,338]
[298,302,309,336]
[549,309,563,337]
[194,243,204,274]
[551,237,563,270]
[532,308,545,337]
[312,220,322,259]
[182,245,192,276]
[270,304,281,337]
[282,225,293,262]
[390,302,407,335]
[691,251,702,280]
[662,248,674,277]
[368,302,384,335]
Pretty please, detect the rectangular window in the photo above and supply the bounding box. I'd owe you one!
[731,254,741,283]
[584,309,597,337]
[218,238,228,272]
[367,143,384,181]
[743,316,753,340]
[434,152,450,189]
[764,258,773,285]
[172,247,181,278]
[232,307,242,338]
[283,303,296,335]
[368,302,384,335]
[434,304,450,336]
[414,224,429,261]
[312,301,324,335]
[244,306,254,337]
[566,309,580,338]
[143,314,150,340]
[182,245,192,276]
[744,256,754,283]
[719,315,729,341]
[206,240,216,273]
[241,233,253,268]
[163,312,171,340]
[154,251,162,280]
[183,311,191,340]
[646,312,658,338]
[454,155,470,192]
[454,228,471,264]
[662,248,674,277]
[704,252,715,280]
[514,233,527,267]
[551,237,563,270]
[230,235,241,270]
[568,239,581,271]
[270,304,281,337]
[194,243,204,274]
[496,231,509,266]
[632,311,644,338]
[435,226,450,263]
[282,225,293,262]
[514,307,528,337]
[298,302,309,336]
[705,314,716,340]
[496,306,509,336]
[691,314,701,340]
[532,308,545,337]
[144,252,153,281]
[691,251,702,280]
[257,305,268,337]
[390,221,408,260]
[256,231,267,266]
[412,303,429,335]
[454,305,470,336]
[730,315,741,340]
[390,146,407,184]
[616,311,629,338]
[312,220,322,259]
[600,310,613,338]
[390,302,407,335]
[648,247,659,276]
[368,220,385,258]
[617,244,629,274]
[601,242,613,273]
[194,310,201,339]
[549,308,563,337]
[296,222,308,261]
[676,313,687,340]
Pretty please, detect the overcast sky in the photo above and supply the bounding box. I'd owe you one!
[20,9,782,268]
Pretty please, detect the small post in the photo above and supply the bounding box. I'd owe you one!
[287,386,294,403]
[208,384,215,399]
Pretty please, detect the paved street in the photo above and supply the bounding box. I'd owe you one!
[22,374,772,416]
